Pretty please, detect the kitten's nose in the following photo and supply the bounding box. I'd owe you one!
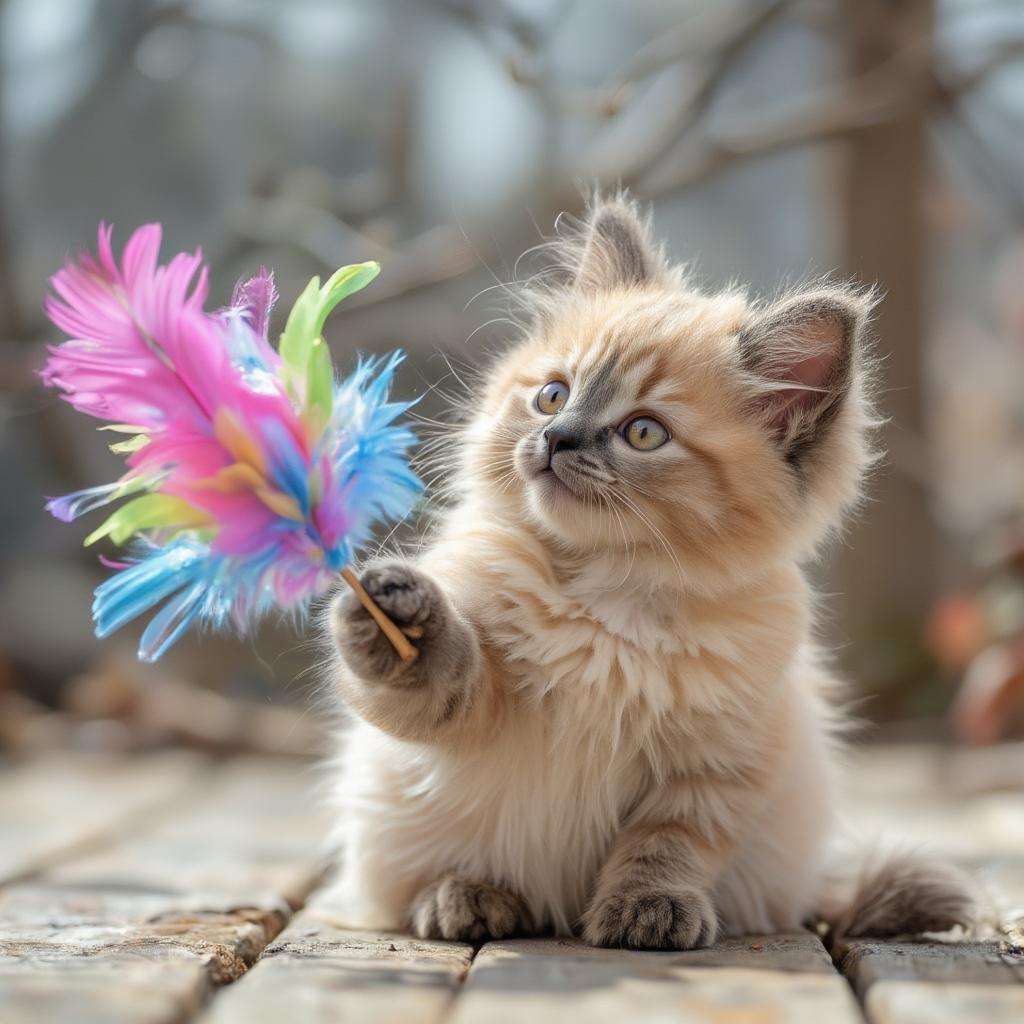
[544,425,579,462]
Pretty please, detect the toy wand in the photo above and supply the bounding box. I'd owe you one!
[42,223,423,664]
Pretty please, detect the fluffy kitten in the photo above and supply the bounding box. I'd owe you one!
[325,196,973,949]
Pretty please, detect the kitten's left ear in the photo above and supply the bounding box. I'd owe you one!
[573,197,666,292]
[739,286,875,464]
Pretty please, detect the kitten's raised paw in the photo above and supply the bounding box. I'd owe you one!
[583,886,717,950]
[410,874,531,943]
[332,561,441,681]
[356,562,440,630]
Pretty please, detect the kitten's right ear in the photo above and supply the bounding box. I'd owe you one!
[572,197,665,292]
[739,285,875,466]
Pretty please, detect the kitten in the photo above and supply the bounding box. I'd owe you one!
[324,195,974,949]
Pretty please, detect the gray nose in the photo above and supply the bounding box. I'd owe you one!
[544,425,580,462]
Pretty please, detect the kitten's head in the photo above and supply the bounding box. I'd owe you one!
[461,196,877,592]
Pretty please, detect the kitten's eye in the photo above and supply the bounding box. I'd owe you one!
[535,380,569,415]
[624,416,670,451]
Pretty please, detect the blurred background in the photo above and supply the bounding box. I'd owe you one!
[2,0,1024,759]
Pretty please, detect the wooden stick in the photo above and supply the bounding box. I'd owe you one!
[340,567,419,663]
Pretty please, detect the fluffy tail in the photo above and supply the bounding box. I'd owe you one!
[822,852,977,940]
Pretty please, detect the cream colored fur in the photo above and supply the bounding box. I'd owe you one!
[331,519,836,936]
[322,196,970,948]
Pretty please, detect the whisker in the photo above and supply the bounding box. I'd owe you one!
[608,487,686,589]
[598,489,636,588]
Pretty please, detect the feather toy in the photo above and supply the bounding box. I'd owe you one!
[41,223,423,663]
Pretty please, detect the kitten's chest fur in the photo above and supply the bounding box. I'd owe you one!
[462,546,806,735]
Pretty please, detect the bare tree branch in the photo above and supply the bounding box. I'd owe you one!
[582,0,796,182]
[638,35,1024,196]
[330,25,1024,309]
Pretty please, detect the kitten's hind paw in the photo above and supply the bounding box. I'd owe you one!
[583,886,717,950]
[410,874,531,943]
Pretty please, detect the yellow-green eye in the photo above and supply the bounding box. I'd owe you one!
[535,380,569,415]
[624,416,669,451]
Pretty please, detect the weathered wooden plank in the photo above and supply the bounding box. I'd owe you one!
[0,751,207,885]
[831,744,1024,1022]
[48,757,331,908]
[198,892,474,1024]
[837,938,1024,1023]
[864,981,1024,1024]
[460,933,840,976]
[0,942,213,1024]
[0,906,282,1024]
[447,935,864,1024]
[0,884,286,966]
[13,741,1024,1024]
[837,938,1024,990]
[0,897,278,1019]
[0,756,331,1024]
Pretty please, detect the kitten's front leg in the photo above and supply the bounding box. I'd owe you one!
[331,561,482,741]
[583,822,719,950]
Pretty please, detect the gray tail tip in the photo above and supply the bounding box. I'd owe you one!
[826,853,977,940]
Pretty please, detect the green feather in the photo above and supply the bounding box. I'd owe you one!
[108,434,150,455]
[278,262,380,414]
[84,494,207,547]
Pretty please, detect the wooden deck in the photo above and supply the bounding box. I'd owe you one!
[1,743,1023,1023]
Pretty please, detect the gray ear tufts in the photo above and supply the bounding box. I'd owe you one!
[574,196,662,292]
[739,284,876,465]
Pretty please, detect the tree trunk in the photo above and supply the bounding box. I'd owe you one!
[830,0,938,709]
